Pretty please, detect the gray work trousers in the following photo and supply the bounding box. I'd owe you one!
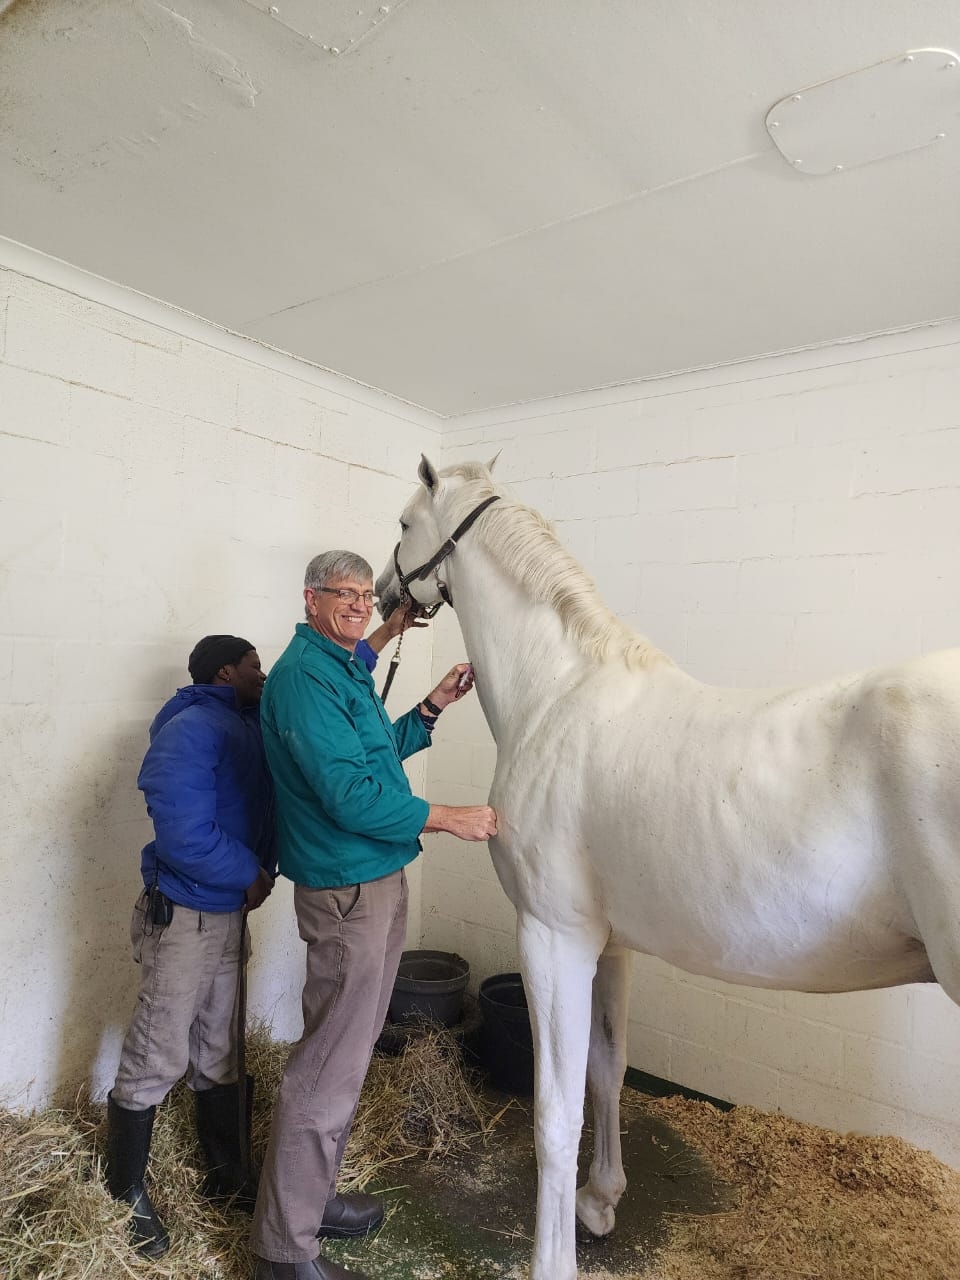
[112,890,245,1110]
[250,868,408,1263]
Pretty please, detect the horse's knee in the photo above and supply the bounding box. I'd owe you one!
[535,1113,582,1168]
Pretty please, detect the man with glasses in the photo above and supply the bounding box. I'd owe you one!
[251,550,497,1280]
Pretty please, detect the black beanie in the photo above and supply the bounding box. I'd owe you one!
[187,635,255,685]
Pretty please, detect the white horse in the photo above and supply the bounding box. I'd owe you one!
[375,456,960,1280]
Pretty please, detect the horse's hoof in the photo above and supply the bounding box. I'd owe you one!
[575,1191,616,1239]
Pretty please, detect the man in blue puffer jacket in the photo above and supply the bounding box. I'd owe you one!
[106,634,277,1257]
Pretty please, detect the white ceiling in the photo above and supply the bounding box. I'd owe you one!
[1,0,958,417]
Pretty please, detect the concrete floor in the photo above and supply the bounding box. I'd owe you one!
[324,1087,735,1280]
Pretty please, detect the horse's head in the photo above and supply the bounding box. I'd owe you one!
[375,454,500,620]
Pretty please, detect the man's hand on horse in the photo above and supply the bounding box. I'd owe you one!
[386,599,430,638]
[365,599,429,655]
[422,803,498,842]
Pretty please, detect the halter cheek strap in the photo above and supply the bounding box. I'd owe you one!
[381,494,500,706]
[396,493,501,609]
[381,491,499,711]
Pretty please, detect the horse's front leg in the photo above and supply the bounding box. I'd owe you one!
[518,911,607,1280]
[576,943,631,1237]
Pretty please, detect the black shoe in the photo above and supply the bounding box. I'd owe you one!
[317,1191,384,1239]
[105,1093,170,1258]
[195,1076,259,1210]
[253,1252,371,1280]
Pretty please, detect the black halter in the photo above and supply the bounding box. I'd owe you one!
[393,494,501,614]
[380,493,500,705]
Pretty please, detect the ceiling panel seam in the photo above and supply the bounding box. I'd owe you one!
[241,151,769,327]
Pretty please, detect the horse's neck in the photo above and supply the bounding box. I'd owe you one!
[449,547,584,744]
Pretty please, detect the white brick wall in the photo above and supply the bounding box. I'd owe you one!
[0,245,440,1110]
[434,322,960,1167]
[6,234,960,1175]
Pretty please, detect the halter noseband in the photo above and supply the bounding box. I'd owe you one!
[393,493,501,614]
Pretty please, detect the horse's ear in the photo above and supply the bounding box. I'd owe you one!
[487,451,501,473]
[418,455,440,493]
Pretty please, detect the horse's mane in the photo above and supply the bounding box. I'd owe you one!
[440,463,670,671]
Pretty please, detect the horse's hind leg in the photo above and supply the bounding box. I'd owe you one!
[576,943,631,1237]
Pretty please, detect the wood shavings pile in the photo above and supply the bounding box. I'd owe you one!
[642,1092,960,1280]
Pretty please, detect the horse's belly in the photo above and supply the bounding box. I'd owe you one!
[492,739,931,996]
[606,913,934,993]
[590,818,933,992]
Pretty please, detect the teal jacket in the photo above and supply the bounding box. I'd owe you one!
[260,623,431,888]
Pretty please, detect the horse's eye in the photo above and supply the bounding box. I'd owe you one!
[399,521,409,532]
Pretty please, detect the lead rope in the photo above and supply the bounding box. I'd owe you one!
[236,912,252,1183]
[379,628,404,704]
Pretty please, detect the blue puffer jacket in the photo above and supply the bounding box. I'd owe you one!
[138,685,276,912]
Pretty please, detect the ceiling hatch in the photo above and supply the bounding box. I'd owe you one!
[766,47,958,174]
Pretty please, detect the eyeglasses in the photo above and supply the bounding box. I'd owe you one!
[318,587,378,608]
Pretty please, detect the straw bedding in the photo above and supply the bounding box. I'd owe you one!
[3,1024,959,1280]
[0,1023,500,1280]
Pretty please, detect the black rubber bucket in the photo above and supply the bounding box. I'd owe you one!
[478,972,534,1095]
[388,950,470,1027]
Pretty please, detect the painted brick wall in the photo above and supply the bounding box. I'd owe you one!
[0,245,440,1109]
[6,236,960,1174]
[429,324,960,1166]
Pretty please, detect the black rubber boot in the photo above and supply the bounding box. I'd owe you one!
[195,1075,259,1210]
[105,1093,170,1258]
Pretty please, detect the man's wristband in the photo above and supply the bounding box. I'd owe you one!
[421,695,443,717]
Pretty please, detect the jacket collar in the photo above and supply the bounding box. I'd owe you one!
[295,622,371,676]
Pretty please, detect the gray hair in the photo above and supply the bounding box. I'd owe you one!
[303,551,374,617]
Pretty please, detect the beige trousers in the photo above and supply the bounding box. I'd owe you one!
[250,868,408,1263]
[112,891,245,1110]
